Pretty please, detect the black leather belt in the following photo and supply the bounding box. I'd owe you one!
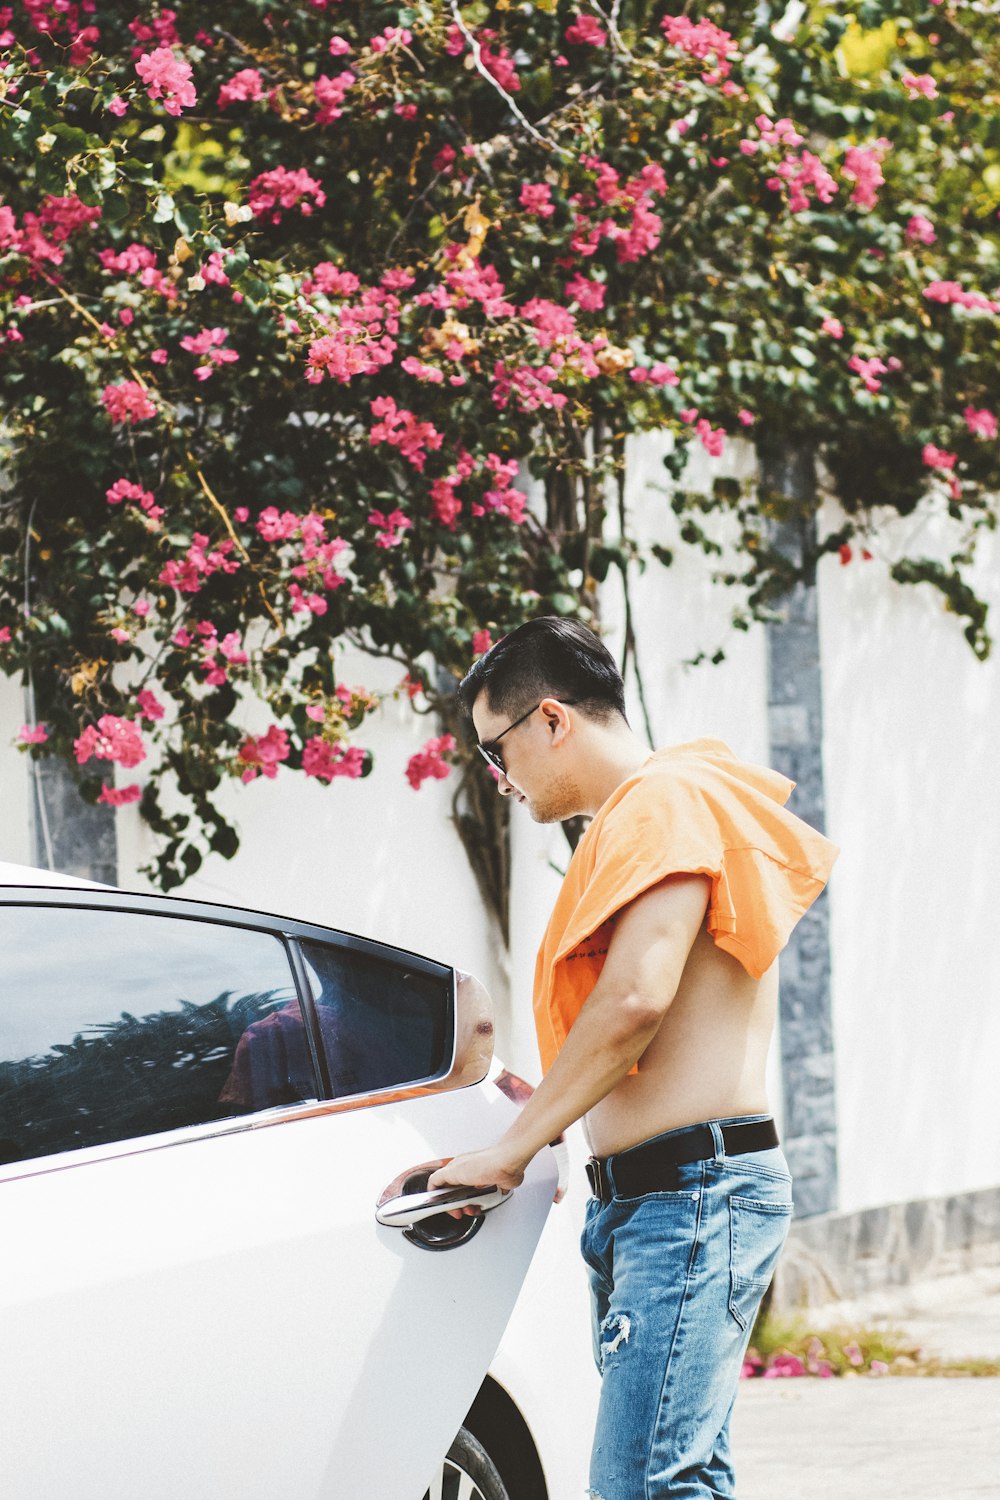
[586,1118,780,1204]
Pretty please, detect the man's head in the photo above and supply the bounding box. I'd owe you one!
[458,617,631,822]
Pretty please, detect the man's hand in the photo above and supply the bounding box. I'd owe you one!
[427,1145,529,1218]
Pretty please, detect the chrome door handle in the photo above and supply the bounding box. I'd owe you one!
[375,1183,511,1228]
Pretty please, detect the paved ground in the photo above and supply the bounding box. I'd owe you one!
[731,1266,1000,1499]
[733,1378,1000,1498]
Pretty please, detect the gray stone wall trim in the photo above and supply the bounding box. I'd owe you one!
[772,1184,1000,1310]
[761,443,838,1219]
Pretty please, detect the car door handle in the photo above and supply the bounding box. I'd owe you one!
[375,1183,511,1228]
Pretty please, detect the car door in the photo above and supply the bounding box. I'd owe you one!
[0,889,557,1500]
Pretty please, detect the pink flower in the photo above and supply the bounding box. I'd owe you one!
[107,95,129,117]
[649,362,679,386]
[248,167,326,224]
[218,68,264,109]
[159,533,239,593]
[762,1352,806,1379]
[98,243,157,277]
[303,738,367,782]
[842,141,890,210]
[287,583,328,614]
[478,31,520,91]
[368,507,413,548]
[370,25,412,51]
[738,409,755,426]
[304,261,361,298]
[902,71,938,100]
[369,396,443,470]
[679,406,699,423]
[519,183,555,218]
[870,1360,889,1375]
[564,13,607,46]
[848,354,889,394]
[105,477,164,522]
[237,725,290,783]
[329,34,351,55]
[400,356,444,383]
[406,733,457,790]
[98,783,142,807]
[180,326,238,377]
[135,47,197,117]
[430,476,463,528]
[963,406,997,440]
[695,418,726,457]
[905,214,936,246]
[136,688,165,721]
[74,714,147,769]
[660,14,735,71]
[257,507,301,542]
[924,280,1000,315]
[565,273,605,310]
[765,150,838,214]
[472,629,493,656]
[315,69,356,124]
[923,443,957,470]
[17,723,48,744]
[102,381,157,425]
[821,317,844,339]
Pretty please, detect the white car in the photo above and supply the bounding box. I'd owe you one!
[0,862,596,1500]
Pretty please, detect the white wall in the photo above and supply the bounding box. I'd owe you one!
[0,674,33,867]
[817,495,1000,1212]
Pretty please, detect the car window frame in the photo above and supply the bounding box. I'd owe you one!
[0,886,459,1180]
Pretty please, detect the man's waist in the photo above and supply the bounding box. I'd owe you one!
[586,1116,780,1204]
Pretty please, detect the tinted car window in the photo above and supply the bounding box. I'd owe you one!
[301,940,452,1100]
[0,905,314,1165]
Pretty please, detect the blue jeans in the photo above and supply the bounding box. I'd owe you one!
[580,1116,792,1499]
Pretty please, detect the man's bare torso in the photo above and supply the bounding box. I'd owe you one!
[584,917,778,1156]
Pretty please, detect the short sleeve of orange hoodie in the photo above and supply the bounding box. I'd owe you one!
[532,738,840,1074]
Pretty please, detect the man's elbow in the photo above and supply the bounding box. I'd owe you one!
[610,990,673,1048]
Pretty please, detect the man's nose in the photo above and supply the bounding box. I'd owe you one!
[497,771,516,797]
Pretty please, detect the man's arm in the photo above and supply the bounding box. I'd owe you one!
[427,872,711,1201]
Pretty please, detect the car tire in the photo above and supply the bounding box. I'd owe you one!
[422,1425,510,1500]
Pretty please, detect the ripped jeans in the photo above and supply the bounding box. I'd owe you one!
[580,1116,792,1499]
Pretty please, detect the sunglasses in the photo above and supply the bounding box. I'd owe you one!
[476,700,578,777]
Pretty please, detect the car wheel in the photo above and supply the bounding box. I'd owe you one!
[422,1425,509,1500]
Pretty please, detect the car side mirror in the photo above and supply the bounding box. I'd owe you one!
[435,970,494,1091]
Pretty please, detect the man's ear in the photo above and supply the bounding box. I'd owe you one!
[540,697,572,741]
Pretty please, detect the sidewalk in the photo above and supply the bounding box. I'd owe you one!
[732,1266,1000,1499]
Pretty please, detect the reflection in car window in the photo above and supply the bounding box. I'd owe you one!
[301,941,451,1100]
[0,906,315,1165]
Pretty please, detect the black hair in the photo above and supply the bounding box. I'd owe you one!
[458,617,628,725]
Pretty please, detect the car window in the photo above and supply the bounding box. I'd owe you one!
[300,939,452,1101]
[0,905,315,1165]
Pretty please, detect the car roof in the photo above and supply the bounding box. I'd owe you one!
[0,861,111,891]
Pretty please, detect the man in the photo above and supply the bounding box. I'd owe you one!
[429,616,838,1499]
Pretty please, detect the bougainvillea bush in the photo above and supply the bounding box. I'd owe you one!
[0,0,997,903]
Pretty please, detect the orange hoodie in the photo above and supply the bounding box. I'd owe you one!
[532,738,840,1074]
